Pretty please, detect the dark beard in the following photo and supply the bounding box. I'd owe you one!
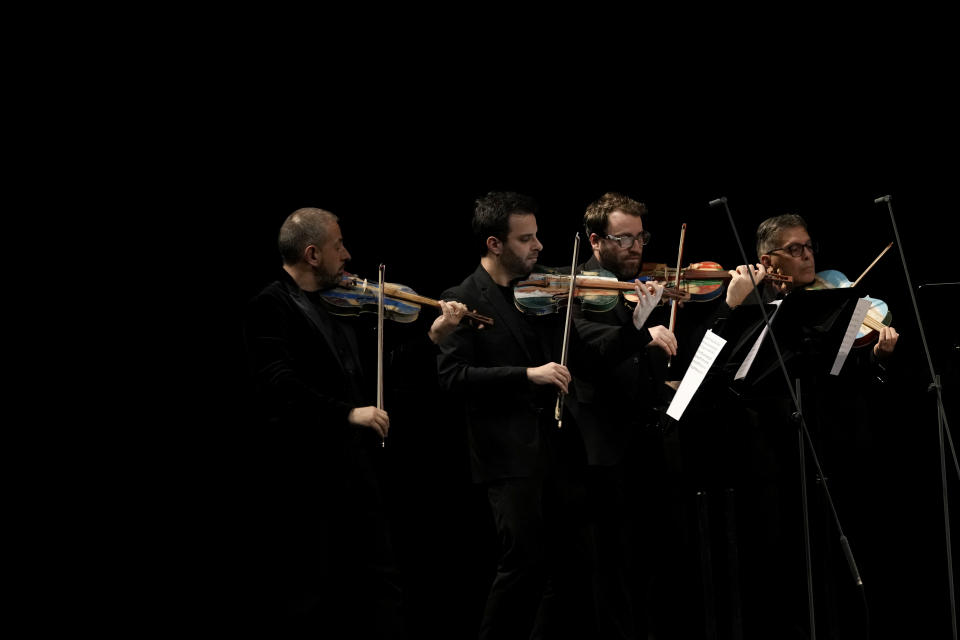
[599,247,641,281]
[314,265,342,290]
[501,247,532,279]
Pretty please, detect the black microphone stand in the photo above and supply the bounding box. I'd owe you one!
[709,196,866,640]
[875,194,958,640]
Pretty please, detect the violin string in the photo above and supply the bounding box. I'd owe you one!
[862,314,887,331]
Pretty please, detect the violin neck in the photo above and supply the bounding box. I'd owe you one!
[519,275,689,301]
[350,277,494,326]
[761,272,792,283]
[576,276,637,292]
[679,269,792,283]
[346,277,438,308]
[381,284,441,309]
[518,275,646,292]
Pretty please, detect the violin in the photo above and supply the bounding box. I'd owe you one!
[514,267,691,316]
[802,243,895,349]
[319,273,494,327]
[805,270,892,349]
[638,261,794,302]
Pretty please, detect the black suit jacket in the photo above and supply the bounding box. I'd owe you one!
[242,271,405,629]
[565,255,661,466]
[243,270,373,476]
[437,266,553,483]
[438,264,651,482]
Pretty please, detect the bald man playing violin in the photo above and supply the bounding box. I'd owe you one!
[243,206,469,637]
[436,192,665,640]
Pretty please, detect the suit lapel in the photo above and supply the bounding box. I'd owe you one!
[286,280,349,375]
[473,265,535,363]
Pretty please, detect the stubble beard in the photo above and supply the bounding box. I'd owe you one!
[315,263,343,290]
[502,247,535,280]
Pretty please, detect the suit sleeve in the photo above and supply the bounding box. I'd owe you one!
[244,292,356,433]
[436,286,528,394]
[570,305,653,374]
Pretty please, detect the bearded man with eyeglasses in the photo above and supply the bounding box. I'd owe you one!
[548,192,680,640]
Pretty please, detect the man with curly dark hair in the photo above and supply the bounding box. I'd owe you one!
[437,192,667,639]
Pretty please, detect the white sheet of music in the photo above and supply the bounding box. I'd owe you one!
[666,329,727,422]
[829,297,873,375]
[733,300,783,381]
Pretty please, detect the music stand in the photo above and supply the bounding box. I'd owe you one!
[727,287,862,388]
[720,285,863,639]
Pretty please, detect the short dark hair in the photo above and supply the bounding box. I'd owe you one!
[583,192,647,238]
[472,191,539,256]
[756,213,807,259]
[278,207,338,265]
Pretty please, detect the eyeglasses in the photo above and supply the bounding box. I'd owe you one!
[604,230,651,249]
[768,241,818,258]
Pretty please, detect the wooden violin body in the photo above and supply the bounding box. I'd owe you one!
[318,274,422,322]
[638,261,794,303]
[639,261,726,302]
[320,273,494,327]
[805,269,892,348]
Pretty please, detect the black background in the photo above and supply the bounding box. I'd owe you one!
[31,14,960,638]
[162,61,960,638]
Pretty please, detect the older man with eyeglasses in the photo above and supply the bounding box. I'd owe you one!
[757,213,820,291]
[757,213,898,359]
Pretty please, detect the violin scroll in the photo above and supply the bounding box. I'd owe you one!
[769,265,790,294]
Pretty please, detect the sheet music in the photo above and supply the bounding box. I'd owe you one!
[829,297,873,375]
[733,300,783,381]
[666,329,727,422]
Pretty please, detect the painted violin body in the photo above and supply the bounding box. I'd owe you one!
[318,274,422,322]
[514,267,690,316]
[638,261,726,302]
[638,261,794,303]
[319,273,494,327]
[805,269,892,348]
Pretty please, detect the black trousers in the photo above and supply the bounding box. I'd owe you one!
[479,419,594,640]
[585,461,638,640]
[254,442,405,639]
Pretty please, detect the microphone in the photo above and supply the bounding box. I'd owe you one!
[874,195,892,203]
[708,197,727,207]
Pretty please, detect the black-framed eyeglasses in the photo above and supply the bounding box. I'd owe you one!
[604,230,651,249]
[768,241,818,258]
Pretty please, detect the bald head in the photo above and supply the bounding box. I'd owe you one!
[279,207,339,265]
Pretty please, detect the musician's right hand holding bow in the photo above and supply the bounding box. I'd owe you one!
[631,280,678,357]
